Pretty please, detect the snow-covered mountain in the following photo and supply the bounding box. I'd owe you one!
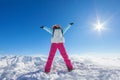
[0,55,120,80]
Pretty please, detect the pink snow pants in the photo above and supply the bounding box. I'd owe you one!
[45,43,73,72]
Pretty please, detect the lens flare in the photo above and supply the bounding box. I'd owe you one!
[92,16,106,34]
[94,19,104,32]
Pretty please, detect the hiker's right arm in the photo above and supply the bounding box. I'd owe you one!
[40,26,52,34]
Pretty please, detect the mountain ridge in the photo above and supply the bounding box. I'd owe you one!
[0,56,120,80]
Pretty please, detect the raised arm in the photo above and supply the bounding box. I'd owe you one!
[40,26,52,34]
[63,22,74,34]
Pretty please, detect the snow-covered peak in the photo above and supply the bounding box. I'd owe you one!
[0,56,120,80]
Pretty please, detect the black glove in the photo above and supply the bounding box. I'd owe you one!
[40,26,44,29]
[69,22,74,25]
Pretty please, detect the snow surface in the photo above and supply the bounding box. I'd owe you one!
[0,55,120,80]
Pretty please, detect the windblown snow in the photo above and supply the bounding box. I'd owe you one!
[0,55,120,80]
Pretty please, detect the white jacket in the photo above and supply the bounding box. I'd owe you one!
[51,29,64,43]
[42,24,72,43]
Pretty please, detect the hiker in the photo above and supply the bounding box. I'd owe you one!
[40,23,74,73]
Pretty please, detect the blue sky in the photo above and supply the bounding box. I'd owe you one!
[0,0,120,56]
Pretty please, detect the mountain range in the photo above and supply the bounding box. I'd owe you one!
[0,55,120,80]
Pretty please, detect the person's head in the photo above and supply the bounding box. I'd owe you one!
[52,24,61,29]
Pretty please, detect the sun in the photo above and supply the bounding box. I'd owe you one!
[93,18,105,33]
[95,21,103,32]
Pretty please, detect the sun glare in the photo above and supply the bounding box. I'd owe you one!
[93,18,105,33]
[95,21,103,32]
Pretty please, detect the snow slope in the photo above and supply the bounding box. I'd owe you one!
[0,55,120,80]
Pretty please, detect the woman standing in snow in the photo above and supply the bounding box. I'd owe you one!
[40,23,74,73]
